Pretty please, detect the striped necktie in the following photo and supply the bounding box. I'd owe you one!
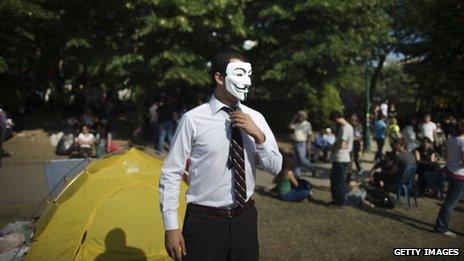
[222,106,247,207]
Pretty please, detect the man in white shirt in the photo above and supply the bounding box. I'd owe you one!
[380,100,389,117]
[420,114,437,143]
[329,111,354,206]
[159,50,282,261]
[289,110,316,176]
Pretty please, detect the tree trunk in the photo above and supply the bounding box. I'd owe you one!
[369,54,386,101]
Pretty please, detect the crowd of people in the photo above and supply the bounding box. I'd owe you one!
[147,94,185,154]
[0,103,15,167]
[276,100,463,238]
[55,109,117,158]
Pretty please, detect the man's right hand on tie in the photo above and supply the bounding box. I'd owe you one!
[165,229,186,261]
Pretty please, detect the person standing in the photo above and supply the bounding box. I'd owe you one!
[387,117,401,148]
[288,110,316,176]
[159,50,282,261]
[419,114,437,143]
[402,119,419,152]
[148,100,159,146]
[442,114,456,138]
[0,103,7,167]
[380,100,389,117]
[374,115,388,162]
[329,111,354,206]
[388,102,397,119]
[434,120,464,238]
[350,114,363,175]
[157,96,175,154]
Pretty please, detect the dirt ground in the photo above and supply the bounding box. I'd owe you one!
[0,114,463,260]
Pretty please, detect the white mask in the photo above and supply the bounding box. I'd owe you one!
[224,61,252,101]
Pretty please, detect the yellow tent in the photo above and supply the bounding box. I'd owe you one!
[27,148,187,261]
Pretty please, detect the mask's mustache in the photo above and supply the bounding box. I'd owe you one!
[234,83,250,91]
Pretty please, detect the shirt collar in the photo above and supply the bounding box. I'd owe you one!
[209,94,241,115]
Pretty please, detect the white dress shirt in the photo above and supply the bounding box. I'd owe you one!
[159,95,282,230]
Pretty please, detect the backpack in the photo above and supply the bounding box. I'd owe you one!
[365,187,396,208]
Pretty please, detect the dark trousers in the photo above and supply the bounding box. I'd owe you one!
[182,204,259,261]
[435,176,464,232]
[330,162,349,205]
[375,138,385,161]
[352,148,362,172]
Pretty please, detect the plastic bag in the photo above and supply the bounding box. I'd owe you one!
[0,233,25,253]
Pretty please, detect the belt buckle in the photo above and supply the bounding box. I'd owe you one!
[226,209,232,218]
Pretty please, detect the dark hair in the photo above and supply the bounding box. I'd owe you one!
[396,138,407,149]
[455,120,464,136]
[273,152,295,184]
[281,153,295,171]
[377,114,386,120]
[329,111,343,121]
[421,137,432,144]
[211,50,248,76]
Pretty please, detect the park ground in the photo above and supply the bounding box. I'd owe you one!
[0,113,463,260]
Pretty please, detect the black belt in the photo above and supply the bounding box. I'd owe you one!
[188,199,254,218]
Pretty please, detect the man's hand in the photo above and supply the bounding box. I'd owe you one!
[165,229,186,261]
[230,111,265,144]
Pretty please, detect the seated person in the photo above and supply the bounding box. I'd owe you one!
[76,125,95,158]
[424,170,447,199]
[347,181,375,208]
[313,130,327,161]
[273,155,313,202]
[313,128,335,162]
[95,124,114,158]
[369,138,416,191]
[414,137,441,193]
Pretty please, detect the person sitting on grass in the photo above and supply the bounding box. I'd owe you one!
[77,125,95,158]
[273,154,313,202]
[347,181,375,208]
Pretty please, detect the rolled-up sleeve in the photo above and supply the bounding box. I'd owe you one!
[255,115,282,175]
[159,115,193,230]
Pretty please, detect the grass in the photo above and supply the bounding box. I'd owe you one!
[1,111,463,260]
[256,187,464,260]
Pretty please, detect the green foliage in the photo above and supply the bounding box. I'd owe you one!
[247,0,394,100]
[0,58,8,73]
[307,84,343,128]
[392,0,464,112]
[1,0,462,125]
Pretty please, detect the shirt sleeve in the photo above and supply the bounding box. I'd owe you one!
[159,115,193,230]
[255,114,283,175]
[341,126,348,141]
[306,122,313,135]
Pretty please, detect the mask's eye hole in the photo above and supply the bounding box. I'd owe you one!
[236,73,243,77]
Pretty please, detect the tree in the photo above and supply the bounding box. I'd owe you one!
[0,0,55,110]
[392,0,464,114]
[245,0,394,127]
